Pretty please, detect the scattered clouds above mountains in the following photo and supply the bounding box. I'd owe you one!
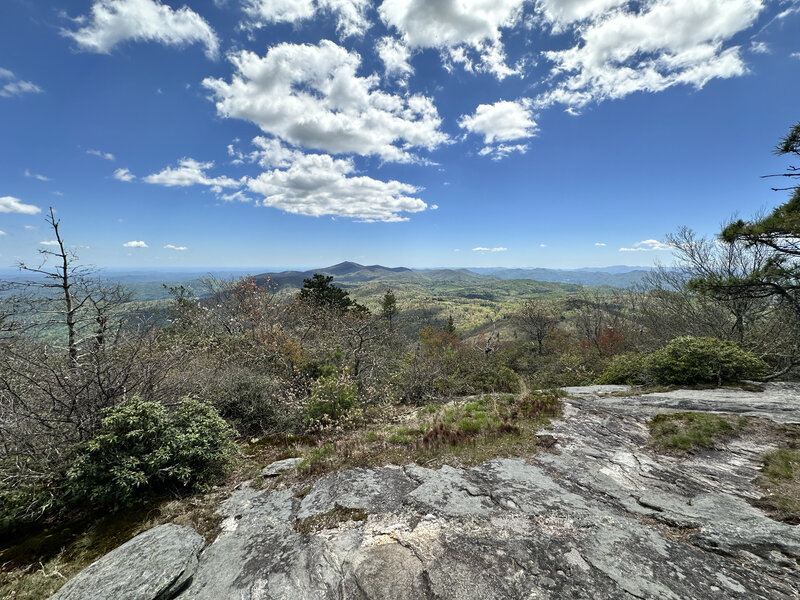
[79,0,781,223]
[63,0,219,59]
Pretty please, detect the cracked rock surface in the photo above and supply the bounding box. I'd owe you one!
[60,384,800,599]
[177,383,799,599]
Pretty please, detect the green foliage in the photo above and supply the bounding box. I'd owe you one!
[468,364,521,394]
[648,412,745,451]
[303,375,358,427]
[647,336,768,385]
[67,397,235,509]
[596,352,649,385]
[298,274,367,314]
[598,337,768,386]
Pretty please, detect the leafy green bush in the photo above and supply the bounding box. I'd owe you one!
[67,397,235,509]
[303,375,358,427]
[596,352,650,385]
[647,336,768,385]
[468,365,521,394]
[597,337,768,386]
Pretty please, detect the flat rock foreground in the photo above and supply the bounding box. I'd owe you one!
[51,384,800,600]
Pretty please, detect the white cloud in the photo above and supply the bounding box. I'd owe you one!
[203,41,447,163]
[113,167,136,182]
[791,52,800,60]
[243,0,371,38]
[247,150,426,222]
[40,240,60,246]
[144,158,240,191]
[539,243,547,248]
[478,142,529,160]
[378,0,525,79]
[594,242,606,246]
[536,0,628,31]
[619,239,672,252]
[87,149,115,160]
[220,190,253,203]
[63,0,219,59]
[24,169,51,181]
[164,244,188,250]
[0,196,41,215]
[460,98,536,160]
[459,99,537,143]
[376,36,413,81]
[0,230,6,235]
[750,40,770,54]
[123,240,148,248]
[24,225,38,230]
[536,0,764,110]
[472,246,507,252]
[0,68,42,98]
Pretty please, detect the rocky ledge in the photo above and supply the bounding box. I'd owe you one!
[52,383,800,599]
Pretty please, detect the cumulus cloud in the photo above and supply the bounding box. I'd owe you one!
[0,196,41,215]
[619,239,672,252]
[123,240,148,247]
[460,99,537,143]
[536,0,764,110]
[378,0,525,79]
[472,246,507,252]
[113,167,136,182]
[460,99,537,159]
[164,243,188,250]
[247,150,426,222]
[0,230,6,235]
[203,40,447,163]
[63,0,219,59]
[595,242,607,246]
[243,0,371,38]
[144,158,240,191]
[87,149,115,160]
[40,240,60,246]
[376,36,413,81]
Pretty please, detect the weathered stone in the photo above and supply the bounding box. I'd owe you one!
[75,383,800,599]
[261,457,304,478]
[49,524,204,600]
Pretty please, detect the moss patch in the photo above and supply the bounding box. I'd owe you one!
[648,412,748,452]
[754,447,800,524]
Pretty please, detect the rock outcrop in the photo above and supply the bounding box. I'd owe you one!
[52,384,800,599]
[49,523,204,600]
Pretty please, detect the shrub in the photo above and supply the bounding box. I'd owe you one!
[468,364,521,394]
[67,397,235,509]
[596,352,650,385]
[647,336,768,385]
[648,412,743,451]
[597,337,768,386]
[211,371,300,436]
[302,375,358,427]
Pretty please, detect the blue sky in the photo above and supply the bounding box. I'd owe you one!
[1,0,799,270]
